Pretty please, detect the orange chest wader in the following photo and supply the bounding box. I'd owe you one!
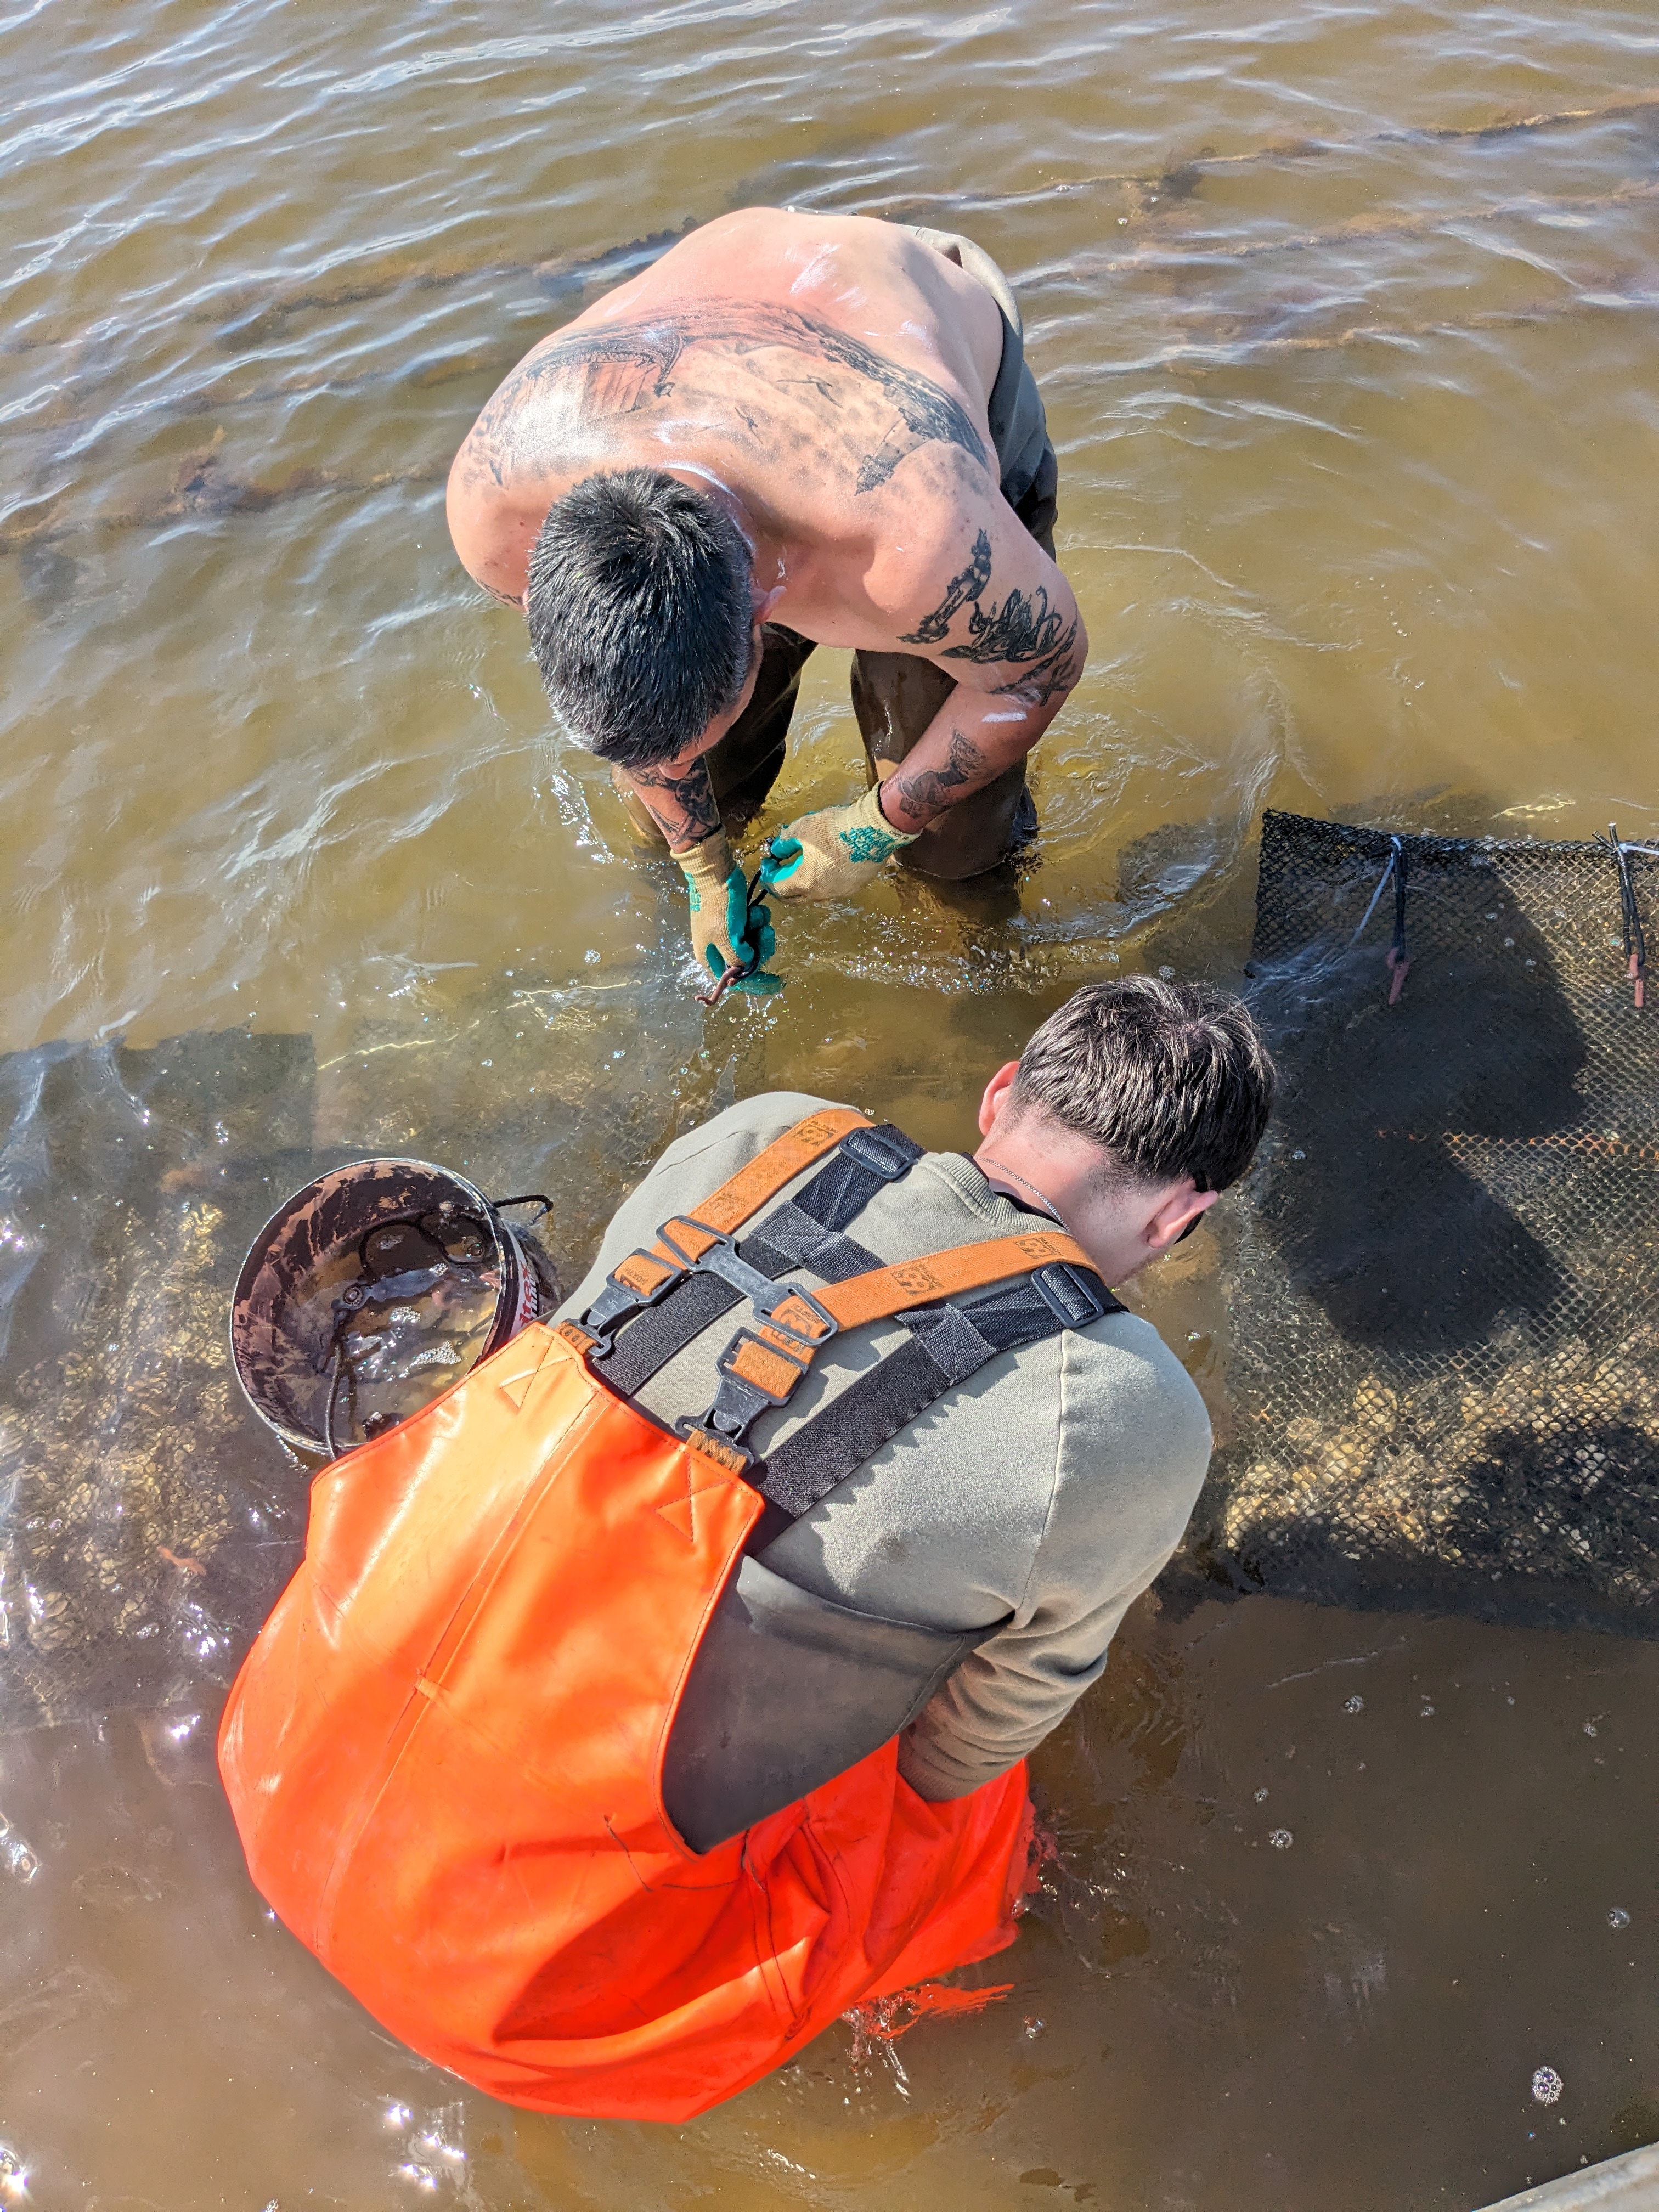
[218,1111,1122,2121]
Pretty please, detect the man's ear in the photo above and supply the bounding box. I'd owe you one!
[978,1061,1022,1138]
[753,583,787,626]
[1145,1183,1219,1254]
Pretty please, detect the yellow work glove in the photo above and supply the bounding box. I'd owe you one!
[675,830,783,997]
[758,784,918,903]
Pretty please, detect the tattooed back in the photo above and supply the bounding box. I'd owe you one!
[446,209,1012,633]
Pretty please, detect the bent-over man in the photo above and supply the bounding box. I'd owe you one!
[447,207,1084,997]
[218,975,1276,2119]
[558,976,1275,1848]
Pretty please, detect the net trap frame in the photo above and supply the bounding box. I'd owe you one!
[1184,810,1659,1635]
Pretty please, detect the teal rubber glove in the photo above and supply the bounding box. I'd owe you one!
[758,783,918,902]
[675,830,785,998]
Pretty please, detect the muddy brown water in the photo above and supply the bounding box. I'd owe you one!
[3,0,1659,2204]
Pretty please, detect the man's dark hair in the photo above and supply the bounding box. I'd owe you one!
[1011,976,1276,1193]
[526,469,753,768]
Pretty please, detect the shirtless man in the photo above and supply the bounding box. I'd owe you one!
[447,207,1085,997]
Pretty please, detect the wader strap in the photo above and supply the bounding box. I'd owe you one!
[695,1233,1097,1451]
[744,1267,1126,1550]
[584,1121,926,1395]
[578,1108,878,1343]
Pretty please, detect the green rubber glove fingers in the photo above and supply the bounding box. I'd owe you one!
[709,874,782,996]
[676,828,785,996]
[758,833,805,892]
[759,784,918,902]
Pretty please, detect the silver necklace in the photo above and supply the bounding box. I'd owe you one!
[978,1155,1063,1223]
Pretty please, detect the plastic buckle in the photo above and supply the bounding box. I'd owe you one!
[714,1324,815,1411]
[753,1280,838,1349]
[578,1244,688,1347]
[678,1421,754,1475]
[657,1224,840,1350]
[654,1216,727,1269]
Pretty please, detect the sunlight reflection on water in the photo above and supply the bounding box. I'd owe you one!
[3,0,1658,2203]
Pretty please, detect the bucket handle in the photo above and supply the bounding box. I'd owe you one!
[492,1193,554,1221]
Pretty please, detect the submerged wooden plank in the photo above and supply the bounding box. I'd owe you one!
[1471,2142,1659,2210]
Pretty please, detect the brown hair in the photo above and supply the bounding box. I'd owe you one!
[1010,975,1276,1192]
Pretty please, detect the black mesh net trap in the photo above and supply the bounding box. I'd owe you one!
[1182,810,1659,1634]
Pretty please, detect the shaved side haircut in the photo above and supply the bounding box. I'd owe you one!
[1011,976,1276,1192]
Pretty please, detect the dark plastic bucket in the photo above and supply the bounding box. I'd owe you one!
[230,1157,557,1457]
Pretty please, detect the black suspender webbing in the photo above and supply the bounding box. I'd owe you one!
[744,1266,1125,1551]
[589,1121,924,1397]
[578,1113,1124,1551]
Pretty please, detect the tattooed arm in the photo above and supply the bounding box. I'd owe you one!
[618,753,722,851]
[877,517,1088,834]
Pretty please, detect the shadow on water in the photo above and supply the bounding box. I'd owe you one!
[1177,814,1659,1636]
[0,961,742,1731]
[1248,860,1583,1356]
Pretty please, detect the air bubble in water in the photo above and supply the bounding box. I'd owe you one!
[0,1813,41,1884]
[1345,1695,1364,1714]
[1609,1908,1630,1930]
[1269,1829,1293,1850]
[1532,2066,1564,2105]
[1254,1787,1268,1803]
[405,1344,462,1373]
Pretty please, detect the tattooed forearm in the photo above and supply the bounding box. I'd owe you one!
[626,757,721,850]
[888,726,989,824]
[898,529,992,646]
[465,301,990,493]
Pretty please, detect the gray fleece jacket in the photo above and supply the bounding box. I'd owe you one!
[556,1091,1211,1825]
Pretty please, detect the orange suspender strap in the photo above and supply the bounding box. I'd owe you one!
[572,1108,873,1344]
[708,1229,1094,1420]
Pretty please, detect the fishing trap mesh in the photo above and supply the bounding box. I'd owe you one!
[1184,810,1659,1635]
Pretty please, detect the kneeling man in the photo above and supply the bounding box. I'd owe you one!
[447,207,1084,996]
[220,978,1273,2121]
[565,975,1273,1848]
